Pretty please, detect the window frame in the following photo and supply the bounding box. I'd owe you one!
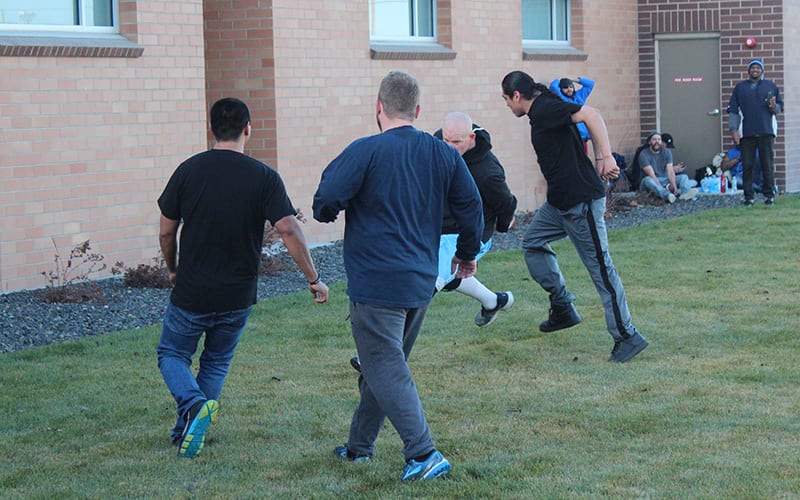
[522,0,571,47]
[369,0,437,43]
[0,0,118,35]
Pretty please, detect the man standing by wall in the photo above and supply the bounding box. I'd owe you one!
[314,71,483,481]
[726,58,783,206]
[157,97,329,459]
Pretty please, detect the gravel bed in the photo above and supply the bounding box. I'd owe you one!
[0,193,749,353]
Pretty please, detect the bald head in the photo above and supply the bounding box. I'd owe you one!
[441,112,476,156]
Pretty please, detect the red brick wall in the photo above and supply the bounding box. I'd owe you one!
[638,0,790,191]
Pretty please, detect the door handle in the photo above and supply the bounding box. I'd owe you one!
[707,108,720,116]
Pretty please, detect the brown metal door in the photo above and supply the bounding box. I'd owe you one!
[656,36,722,171]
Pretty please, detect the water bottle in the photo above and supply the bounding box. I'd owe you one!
[720,173,726,193]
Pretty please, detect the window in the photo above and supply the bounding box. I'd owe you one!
[370,0,436,41]
[0,0,116,33]
[522,0,569,43]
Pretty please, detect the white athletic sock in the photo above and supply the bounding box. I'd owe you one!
[455,276,497,309]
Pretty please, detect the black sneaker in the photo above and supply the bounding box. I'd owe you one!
[743,198,755,206]
[350,356,361,373]
[765,197,774,206]
[539,303,582,333]
[172,399,206,446]
[474,291,514,327]
[608,340,621,362]
[610,332,648,363]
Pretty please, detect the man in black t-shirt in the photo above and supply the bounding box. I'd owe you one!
[156,97,328,458]
[501,71,648,363]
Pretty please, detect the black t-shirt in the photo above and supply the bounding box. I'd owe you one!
[527,96,605,210]
[158,149,296,313]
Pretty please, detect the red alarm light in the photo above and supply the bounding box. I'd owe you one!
[745,37,757,48]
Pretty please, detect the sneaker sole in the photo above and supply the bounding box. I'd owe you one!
[179,400,219,458]
[475,292,514,328]
[612,340,649,363]
[422,459,451,479]
[539,316,581,333]
[401,457,451,481]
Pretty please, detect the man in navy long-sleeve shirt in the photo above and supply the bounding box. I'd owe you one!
[727,58,783,205]
[313,71,483,481]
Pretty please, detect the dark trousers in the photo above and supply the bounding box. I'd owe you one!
[739,135,775,200]
[346,301,434,462]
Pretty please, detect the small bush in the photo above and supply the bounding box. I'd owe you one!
[38,239,107,304]
[111,255,171,289]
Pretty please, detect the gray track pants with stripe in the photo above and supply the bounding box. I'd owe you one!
[522,197,637,341]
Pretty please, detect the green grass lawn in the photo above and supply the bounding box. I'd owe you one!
[2,195,799,498]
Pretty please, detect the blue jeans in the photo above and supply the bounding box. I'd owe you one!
[639,173,697,201]
[157,302,252,441]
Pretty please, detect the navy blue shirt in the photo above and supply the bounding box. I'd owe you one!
[313,125,483,308]
[727,78,782,138]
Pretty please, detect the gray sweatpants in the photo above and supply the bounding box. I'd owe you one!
[346,301,434,462]
[522,197,636,341]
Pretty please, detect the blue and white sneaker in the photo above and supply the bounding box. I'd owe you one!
[334,445,371,463]
[400,450,451,481]
[178,400,219,458]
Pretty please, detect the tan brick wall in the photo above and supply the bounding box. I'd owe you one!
[6,1,797,295]
[0,0,207,292]
[263,0,642,246]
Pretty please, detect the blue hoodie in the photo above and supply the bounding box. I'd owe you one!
[549,77,595,140]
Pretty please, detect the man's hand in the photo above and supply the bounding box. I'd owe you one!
[451,257,477,279]
[732,130,741,145]
[309,282,329,303]
[596,156,619,181]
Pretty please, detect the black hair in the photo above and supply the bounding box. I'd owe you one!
[209,97,251,142]
[501,70,556,100]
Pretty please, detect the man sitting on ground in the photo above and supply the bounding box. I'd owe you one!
[638,131,699,203]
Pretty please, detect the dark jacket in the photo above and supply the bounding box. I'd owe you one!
[727,72,782,138]
[435,125,518,243]
[313,125,483,308]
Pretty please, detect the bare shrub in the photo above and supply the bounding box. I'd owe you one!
[37,239,107,303]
